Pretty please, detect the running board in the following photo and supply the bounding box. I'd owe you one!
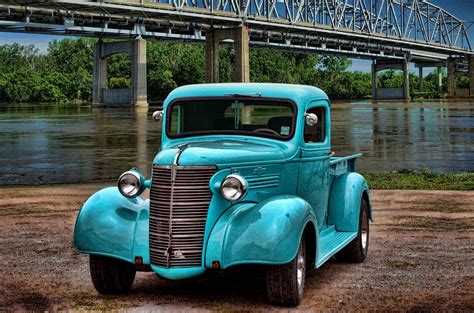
[316,227,357,268]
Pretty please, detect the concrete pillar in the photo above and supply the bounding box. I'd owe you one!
[92,40,107,106]
[437,66,443,93]
[371,61,377,99]
[234,25,250,83]
[131,38,148,107]
[92,39,148,107]
[447,57,456,97]
[205,29,220,83]
[403,60,410,99]
[205,26,250,83]
[418,67,424,92]
[469,55,474,97]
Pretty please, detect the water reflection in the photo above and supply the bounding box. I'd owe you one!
[0,99,472,185]
[331,99,473,173]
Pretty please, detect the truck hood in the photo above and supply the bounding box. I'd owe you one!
[154,139,287,167]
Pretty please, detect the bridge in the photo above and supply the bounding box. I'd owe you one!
[0,0,473,105]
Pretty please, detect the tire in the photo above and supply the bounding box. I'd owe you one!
[336,197,369,263]
[89,255,136,295]
[266,238,306,307]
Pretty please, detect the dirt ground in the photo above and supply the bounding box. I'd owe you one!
[0,186,473,312]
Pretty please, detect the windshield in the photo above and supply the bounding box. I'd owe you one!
[167,98,296,140]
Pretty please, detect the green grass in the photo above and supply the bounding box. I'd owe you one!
[363,168,474,190]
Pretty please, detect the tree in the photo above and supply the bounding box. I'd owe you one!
[0,38,380,102]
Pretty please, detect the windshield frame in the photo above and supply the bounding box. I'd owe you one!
[165,96,298,141]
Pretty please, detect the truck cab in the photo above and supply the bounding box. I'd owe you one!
[74,83,372,306]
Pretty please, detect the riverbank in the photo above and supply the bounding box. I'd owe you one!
[0,186,472,311]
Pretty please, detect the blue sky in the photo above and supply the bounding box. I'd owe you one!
[0,0,472,74]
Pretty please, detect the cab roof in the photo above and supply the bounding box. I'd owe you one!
[164,83,330,107]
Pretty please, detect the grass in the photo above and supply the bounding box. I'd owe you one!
[363,167,474,190]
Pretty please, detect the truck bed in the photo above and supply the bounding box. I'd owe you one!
[329,153,362,176]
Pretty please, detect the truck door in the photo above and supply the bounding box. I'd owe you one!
[297,101,331,229]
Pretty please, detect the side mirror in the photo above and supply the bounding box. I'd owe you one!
[304,113,318,127]
[152,110,163,122]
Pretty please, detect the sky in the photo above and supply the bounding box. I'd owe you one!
[0,0,473,75]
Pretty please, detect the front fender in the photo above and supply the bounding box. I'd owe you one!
[205,195,318,269]
[73,187,150,264]
[328,172,372,232]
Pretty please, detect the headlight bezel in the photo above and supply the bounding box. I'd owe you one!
[118,169,145,198]
[220,174,248,201]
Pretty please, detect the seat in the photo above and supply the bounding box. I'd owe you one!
[267,116,292,134]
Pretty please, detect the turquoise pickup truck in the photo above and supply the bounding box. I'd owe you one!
[74,83,372,306]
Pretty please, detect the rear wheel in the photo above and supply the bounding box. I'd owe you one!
[89,255,136,295]
[266,238,306,306]
[336,198,369,263]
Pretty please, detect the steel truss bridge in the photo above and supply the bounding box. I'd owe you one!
[0,0,472,61]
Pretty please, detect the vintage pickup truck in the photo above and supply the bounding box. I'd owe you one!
[74,83,372,306]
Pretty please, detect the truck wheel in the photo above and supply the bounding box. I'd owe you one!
[266,238,306,306]
[89,255,136,295]
[336,198,369,263]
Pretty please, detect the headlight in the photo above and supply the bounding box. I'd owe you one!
[221,174,247,201]
[118,170,144,198]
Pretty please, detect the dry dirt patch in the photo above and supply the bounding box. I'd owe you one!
[0,187,473,311]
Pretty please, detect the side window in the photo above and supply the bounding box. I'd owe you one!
[304,107,325,143]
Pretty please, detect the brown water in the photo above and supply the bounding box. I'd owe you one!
[0,99,472,185]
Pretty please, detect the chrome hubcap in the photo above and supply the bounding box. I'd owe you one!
[296,242,305,295]
[361,209,368,250]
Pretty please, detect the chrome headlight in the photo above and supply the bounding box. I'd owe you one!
[221,174,247,201]
[118,169,144,198]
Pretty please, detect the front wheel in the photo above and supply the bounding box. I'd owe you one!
[89,255,136,295]
[266,238,306,306]
[336,197,370,263]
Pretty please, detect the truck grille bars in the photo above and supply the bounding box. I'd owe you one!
[149,165,216,268]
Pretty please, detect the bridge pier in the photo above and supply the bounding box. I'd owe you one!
[447,57,457,97]
[438,66,443,93]
[92,38,148,107]
[371,59,410,100]
[205,26,250,83]
[469,55,474,97]
[418,67,424,92]
[415,62,445,94]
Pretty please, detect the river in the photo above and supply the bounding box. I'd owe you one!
[0,99,472,185]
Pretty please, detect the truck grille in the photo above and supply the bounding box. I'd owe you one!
[149,165,216,268]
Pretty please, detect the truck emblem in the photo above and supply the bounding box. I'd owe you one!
[253,167,266,176]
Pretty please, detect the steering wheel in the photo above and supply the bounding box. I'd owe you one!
[253,128,280,136]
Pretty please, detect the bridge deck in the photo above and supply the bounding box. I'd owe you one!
[0,0,472,60]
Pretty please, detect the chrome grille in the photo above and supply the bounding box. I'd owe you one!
[149,165,216,268]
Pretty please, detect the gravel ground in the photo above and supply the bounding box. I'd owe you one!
[0,186,473,312]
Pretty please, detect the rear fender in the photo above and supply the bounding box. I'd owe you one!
[328,172,372,232]
[205,195,318,268]
[73,187,150,264]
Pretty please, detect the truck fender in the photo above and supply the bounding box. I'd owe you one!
[328,172,372,232]
[73,187,150,264]
[205,195,318,269]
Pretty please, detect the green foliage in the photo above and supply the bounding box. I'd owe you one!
[457,75,469,89]
[4,38,455,103]
[364,170,474,190]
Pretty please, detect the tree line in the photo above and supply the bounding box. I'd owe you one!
[0,37,460,103]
